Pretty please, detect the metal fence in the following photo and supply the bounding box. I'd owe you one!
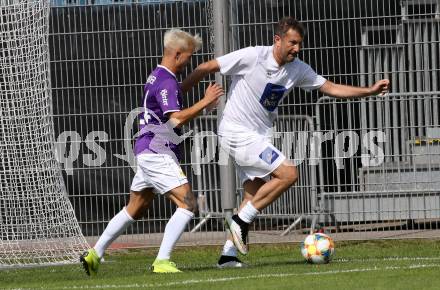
[48,0,440,246]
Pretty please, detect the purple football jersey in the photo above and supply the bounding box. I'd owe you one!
[134,65,183,159]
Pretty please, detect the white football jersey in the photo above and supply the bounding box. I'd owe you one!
[217,46,326,134]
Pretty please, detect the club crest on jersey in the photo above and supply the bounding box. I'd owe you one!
[259,83,287,112]
[259,147,279,165]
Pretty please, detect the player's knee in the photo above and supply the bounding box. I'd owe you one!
[289,167,299,185]
[142,198,151,210]
[282,167,298,187]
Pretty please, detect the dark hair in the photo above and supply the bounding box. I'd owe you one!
[275,17,305,38]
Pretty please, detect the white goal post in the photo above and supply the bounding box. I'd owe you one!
[0,0,89,268]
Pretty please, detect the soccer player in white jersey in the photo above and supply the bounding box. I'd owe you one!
[181,17,389,268]
[80,29,223,274]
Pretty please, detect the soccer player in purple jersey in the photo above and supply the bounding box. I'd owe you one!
[80,29,223,274]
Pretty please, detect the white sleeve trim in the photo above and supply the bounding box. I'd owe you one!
[314,75,327,89]
[163,109,180,115]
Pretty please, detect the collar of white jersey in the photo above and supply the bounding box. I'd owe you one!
[157,65,177,79]
[268,45,282,70]
[269,45,298,70]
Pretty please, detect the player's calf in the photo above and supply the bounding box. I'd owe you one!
[183,191,197,213]
[276,163,299,188]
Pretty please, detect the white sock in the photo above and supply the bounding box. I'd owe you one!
[221,239,237,257]
[94,207,135,259]
[238,201,259,224]
[156,208,194,260]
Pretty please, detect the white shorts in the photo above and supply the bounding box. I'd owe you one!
[130,153,188,194]
[218,121,286,184]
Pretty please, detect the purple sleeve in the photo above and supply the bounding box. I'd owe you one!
[155,79,181,115]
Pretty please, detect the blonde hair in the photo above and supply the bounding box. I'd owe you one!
[163,29,202,52]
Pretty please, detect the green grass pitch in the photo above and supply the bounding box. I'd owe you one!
[1,239,439,289]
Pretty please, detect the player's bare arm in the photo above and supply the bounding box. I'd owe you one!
[169,82,224,128]
[180,59,220,93]
[319,79,390,98]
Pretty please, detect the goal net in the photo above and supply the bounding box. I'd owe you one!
[0,0,89,267]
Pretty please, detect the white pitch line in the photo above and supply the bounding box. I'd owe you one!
[45,263,439,290]
[334,256,440,263]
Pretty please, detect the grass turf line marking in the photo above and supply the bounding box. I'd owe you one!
[36,263,438,289]
[158,256,440,270]
[334,256,440,263]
